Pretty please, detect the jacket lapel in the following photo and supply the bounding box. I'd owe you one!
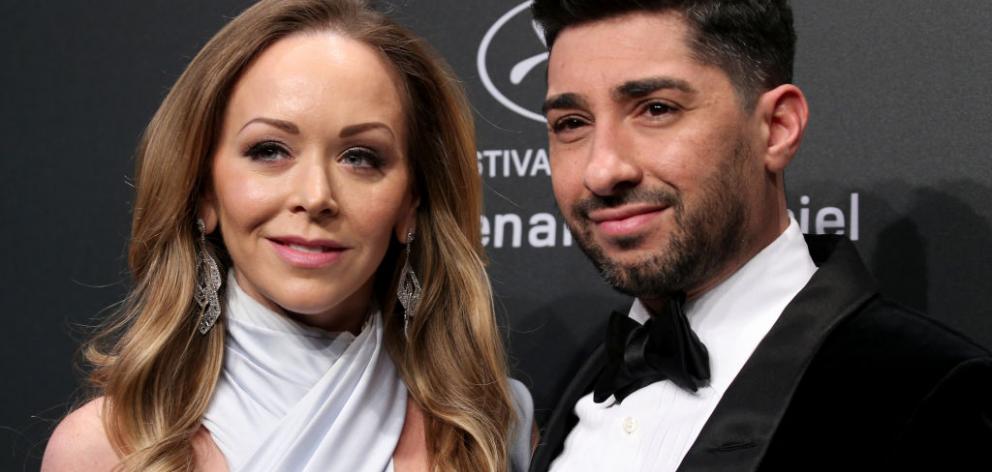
[529,344,607,472]
[678,235,878,471]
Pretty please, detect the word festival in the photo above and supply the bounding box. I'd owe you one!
[477,148,551,178]
[480,193,861,249]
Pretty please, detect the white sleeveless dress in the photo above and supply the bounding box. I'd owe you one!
[203,272,533,471]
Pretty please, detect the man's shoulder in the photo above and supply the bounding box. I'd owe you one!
[825,296,990,365]
[797,295,991,420]
[800,233,988,369]
[764,296,992,468]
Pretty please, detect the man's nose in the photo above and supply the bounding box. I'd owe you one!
[583,127,642,196]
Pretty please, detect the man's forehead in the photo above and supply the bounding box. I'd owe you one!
[544,11,736,107]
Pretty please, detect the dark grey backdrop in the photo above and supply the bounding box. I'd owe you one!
[3,1,990,470]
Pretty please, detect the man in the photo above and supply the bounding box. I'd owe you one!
[528,1,992,471]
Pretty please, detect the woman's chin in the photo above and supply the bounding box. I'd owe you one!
[276,298,370,332]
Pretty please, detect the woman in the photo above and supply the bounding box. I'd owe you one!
[42,0,532,471]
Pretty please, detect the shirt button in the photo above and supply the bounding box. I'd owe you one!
[622,416,638,434]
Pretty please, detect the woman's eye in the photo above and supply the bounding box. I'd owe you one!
[245,141,289,161]
[341,147,382,169]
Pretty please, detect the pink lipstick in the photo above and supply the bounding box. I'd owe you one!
[268,236,346,269]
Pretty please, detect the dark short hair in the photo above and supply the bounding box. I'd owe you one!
[532,0,796,106]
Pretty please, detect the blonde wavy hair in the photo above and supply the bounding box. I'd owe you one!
[83,0,515,470]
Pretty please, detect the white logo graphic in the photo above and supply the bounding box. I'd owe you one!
[477,1,548,123]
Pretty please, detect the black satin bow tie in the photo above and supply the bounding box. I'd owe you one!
[593,294,711,404]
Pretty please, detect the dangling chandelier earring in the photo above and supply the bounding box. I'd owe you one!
[396,229,422,338]
[195,218,222,334]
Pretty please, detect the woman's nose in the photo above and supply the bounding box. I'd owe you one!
[289,157,338,219]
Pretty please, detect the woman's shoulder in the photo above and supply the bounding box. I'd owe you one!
[506,378,534,422]
[506,378,536,472]
[42,397,119,472]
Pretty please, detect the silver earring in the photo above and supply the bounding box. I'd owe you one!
[195,219,222,334]
[397,230,422,338]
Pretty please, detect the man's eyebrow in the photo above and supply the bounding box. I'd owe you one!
[613,77,697,101]
[542,93,588,115]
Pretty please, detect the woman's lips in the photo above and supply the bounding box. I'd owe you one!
[268,237,346,269]
[588,205,668,238]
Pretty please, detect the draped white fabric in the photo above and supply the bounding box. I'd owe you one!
[203,272,407,472]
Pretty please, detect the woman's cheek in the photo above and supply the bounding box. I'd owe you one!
[222,173,285,229]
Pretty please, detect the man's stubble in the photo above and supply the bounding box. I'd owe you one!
[564,140,752,298]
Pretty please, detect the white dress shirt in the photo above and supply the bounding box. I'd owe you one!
[550,218,818,472]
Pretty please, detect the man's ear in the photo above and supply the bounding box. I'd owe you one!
[757,84,809,174]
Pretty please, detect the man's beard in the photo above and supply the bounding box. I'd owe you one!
[564,143,750,298]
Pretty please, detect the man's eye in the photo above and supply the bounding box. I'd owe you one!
[245,141,289,161]
[340,147,382,169]
[551,116,588,133]
[644,101,676,117]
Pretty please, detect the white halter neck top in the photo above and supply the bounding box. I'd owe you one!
[203,272,407,471]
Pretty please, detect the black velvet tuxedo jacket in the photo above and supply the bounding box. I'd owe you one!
[530,235,992,471]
